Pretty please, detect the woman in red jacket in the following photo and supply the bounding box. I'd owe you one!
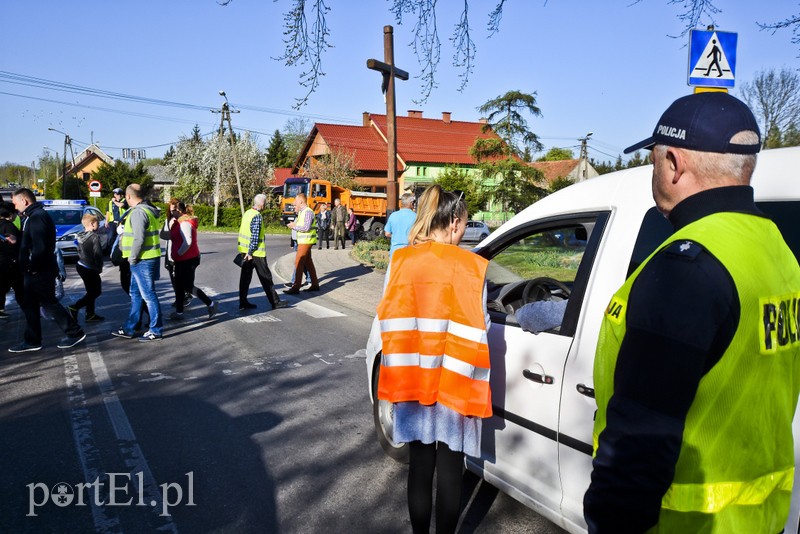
[169,202,217,320]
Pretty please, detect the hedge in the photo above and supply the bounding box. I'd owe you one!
[102,198,282,229]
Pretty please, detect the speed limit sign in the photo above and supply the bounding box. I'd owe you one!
[88,180,102,192]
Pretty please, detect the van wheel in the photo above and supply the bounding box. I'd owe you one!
[372,359,409,463]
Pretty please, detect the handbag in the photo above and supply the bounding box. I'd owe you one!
[233,252,245,267]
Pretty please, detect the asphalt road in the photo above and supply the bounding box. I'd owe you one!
[0,233,567,534]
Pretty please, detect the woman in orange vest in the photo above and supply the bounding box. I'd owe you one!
[377,185,491,534]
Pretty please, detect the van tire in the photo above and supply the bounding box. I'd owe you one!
[372,358,409,463]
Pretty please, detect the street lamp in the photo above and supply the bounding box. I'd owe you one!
[48,127,73,198]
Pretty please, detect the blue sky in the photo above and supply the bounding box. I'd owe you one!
[1,1,798,167]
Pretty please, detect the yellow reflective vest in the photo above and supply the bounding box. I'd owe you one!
[377,241,492,418]
[593,211,800,533]
[120,204,161,260]
[295,206,317,245]
[238,208,266,257]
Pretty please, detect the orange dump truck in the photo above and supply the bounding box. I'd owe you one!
[281,177,389,240]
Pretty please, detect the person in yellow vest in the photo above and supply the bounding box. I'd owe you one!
[284,192,319,294]
[111,184,164,342]
[584,92,800,533]
[237,193,287,311]
[377,185,491,534]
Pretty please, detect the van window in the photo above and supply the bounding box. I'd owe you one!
[484,214,606,336]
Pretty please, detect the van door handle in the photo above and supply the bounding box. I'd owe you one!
[523,369,554,385]
[576,383,595,398]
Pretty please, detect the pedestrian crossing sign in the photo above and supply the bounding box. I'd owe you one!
[688,29,737,88]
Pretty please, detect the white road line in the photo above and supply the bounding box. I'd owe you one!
[282,298,346,319]
[64,342,178,533]
[63,354,120,533]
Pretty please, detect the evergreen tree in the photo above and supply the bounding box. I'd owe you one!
[433,166,490,218]
[765,125,784,149]
[783,122,800,147]
[266,130,294,168]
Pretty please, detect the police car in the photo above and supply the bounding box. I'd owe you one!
[42,200,110,258]
[366,146,800,533]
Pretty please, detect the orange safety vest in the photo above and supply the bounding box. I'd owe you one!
[376,241,492,418]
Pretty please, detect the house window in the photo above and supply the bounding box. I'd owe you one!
[82,172,90,180]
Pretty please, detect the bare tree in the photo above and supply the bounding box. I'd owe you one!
[739,68,800,148]
[302,147,360,190]
[218,1,800,107]
[759,11,800,57]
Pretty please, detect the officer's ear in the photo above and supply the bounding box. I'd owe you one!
[665,147,686,185]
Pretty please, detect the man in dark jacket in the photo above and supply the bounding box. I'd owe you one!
[0,202,23,319]
[9,188,85,352]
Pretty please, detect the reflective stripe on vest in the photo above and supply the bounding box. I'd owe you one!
[662,467,795,514]
[592,211,800,531]
[376,241,491,418]
[237,208,266,257]
[120,205,160,260]
[296,206,317,245]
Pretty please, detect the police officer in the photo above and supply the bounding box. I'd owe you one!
[584,92,800,533]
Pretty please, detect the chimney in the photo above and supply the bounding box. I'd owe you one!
[479,118,488,124]
[442,112,451,124]
[407,110,423,119]
[363,112,370,127]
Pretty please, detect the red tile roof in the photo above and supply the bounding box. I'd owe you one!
[528,159,580,184]
[315,123,389,171]
[370,114,500,166]
[273,167,296,187]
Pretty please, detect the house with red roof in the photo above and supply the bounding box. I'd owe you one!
[528,158,599,185]
[293,110,502,192]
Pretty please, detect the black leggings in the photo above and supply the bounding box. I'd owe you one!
[408,441,463,534]
[174,257,212,312]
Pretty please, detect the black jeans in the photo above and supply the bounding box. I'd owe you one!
[174,257,212,313]
[317,227,330,249]
[0,258,23,310]
[74,264,102,316]
[239,255,280,308]
[21,271,83,345]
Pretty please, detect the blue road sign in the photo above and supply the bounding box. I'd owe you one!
[688,29,737,88]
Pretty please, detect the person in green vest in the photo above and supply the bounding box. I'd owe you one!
[237,193,287,311]
[111,184,163,342]
[584,92,800,533]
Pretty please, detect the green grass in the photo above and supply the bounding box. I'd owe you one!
[493,246,584,281]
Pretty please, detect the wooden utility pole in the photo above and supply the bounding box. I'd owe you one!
[211,91,245,226]
[367,25,409,215]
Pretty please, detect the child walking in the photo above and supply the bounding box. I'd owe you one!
[69,213,105,322]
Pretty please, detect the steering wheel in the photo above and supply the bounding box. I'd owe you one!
[521,277,572,304]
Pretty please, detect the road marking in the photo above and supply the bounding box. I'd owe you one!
[239,314,282,323]
[63,354,120,532]
[313,353,335,365]
[75,342,178,532]
[282,298,346,319]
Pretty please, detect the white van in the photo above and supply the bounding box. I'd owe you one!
[366,146,800,533]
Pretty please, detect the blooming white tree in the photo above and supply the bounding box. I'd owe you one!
[168,130,274,206]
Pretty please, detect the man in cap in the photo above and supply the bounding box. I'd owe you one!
[584,92,800,533]
[106,186,128,240]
